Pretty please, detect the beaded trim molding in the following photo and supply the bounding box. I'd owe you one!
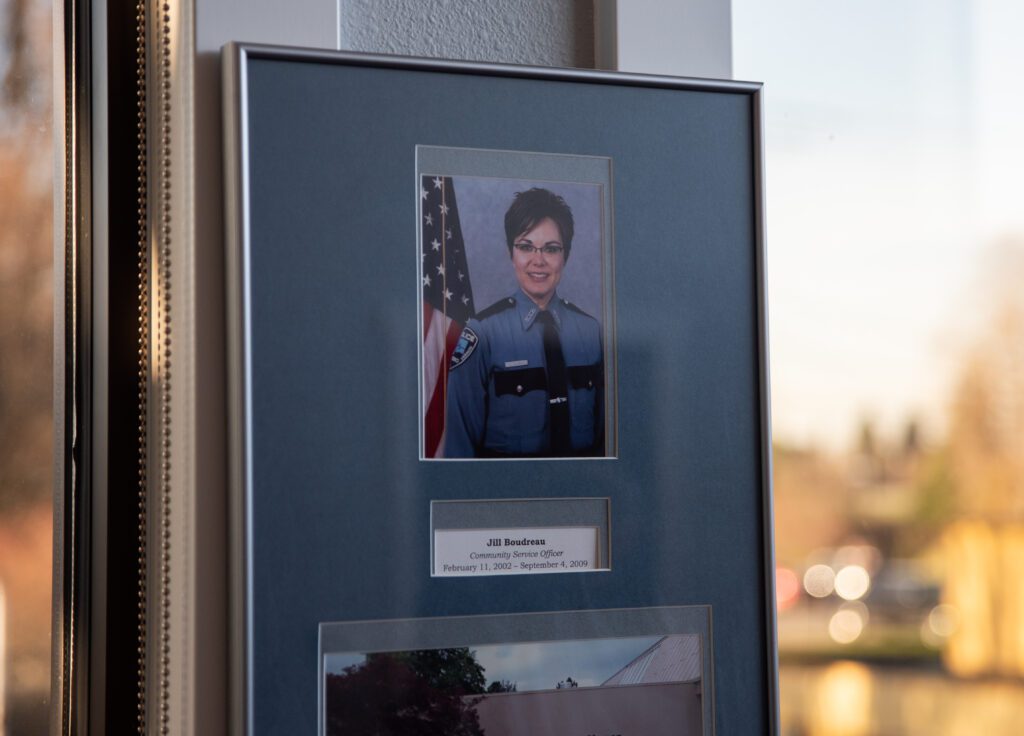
[134,0,148,729]
[136,0,173,732]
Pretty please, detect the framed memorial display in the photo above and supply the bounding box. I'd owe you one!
[224,43,776,735]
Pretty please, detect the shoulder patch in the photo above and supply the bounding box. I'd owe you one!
[449,326,479,369]
[475,297,516,320]
[562,298,594,319]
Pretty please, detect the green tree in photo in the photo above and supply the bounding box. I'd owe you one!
[325,649,487,736]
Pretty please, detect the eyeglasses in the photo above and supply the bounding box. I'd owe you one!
[513,243,564,257]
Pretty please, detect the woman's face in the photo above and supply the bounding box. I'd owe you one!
[511,217,565,309]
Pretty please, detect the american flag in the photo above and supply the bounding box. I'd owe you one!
[422,175,475,457]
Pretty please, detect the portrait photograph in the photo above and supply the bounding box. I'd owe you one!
[418,147,616,460]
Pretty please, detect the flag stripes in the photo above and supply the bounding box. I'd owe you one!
[421,176,475,457]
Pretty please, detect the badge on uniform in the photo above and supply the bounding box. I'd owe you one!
[449,326,479,369]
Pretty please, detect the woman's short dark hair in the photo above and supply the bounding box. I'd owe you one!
[504,188,575,261]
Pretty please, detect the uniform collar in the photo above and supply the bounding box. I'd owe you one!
[514,288,563,331]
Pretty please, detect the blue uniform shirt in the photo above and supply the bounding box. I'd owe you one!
[445,289,604,458]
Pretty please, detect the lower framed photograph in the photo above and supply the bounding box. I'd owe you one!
[320,606,714,736]
[224,43,776,736]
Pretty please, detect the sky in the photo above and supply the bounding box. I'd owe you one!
[325,635,662,692]
[732,0,1024,450]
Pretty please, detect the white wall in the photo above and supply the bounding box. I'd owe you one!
[339,0,594,67]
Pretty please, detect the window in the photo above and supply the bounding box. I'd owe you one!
[734,1,1024,732]
[0,0,53,731]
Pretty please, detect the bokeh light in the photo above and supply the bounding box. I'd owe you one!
[829,608,866,644]
[834,565,871,601]
[921,603,961,648]
[928,604,959,638]
[776,566,801,610]
[804,564,836,598]
[810,661,873,736]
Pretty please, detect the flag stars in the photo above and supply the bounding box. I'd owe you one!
[420,175,473,320]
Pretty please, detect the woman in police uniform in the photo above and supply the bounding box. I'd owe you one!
[445,188,604,458]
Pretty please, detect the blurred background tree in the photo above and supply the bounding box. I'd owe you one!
[940,240,1024,679]
[1,0,55,732]
[1,0,52,512]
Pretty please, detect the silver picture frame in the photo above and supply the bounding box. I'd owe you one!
[223,42,776,736]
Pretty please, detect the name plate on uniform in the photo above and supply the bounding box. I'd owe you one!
[434,527,601,577]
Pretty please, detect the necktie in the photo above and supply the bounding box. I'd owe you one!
[536,310,571,453]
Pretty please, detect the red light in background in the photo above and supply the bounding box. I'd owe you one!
[776,566,800,611]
